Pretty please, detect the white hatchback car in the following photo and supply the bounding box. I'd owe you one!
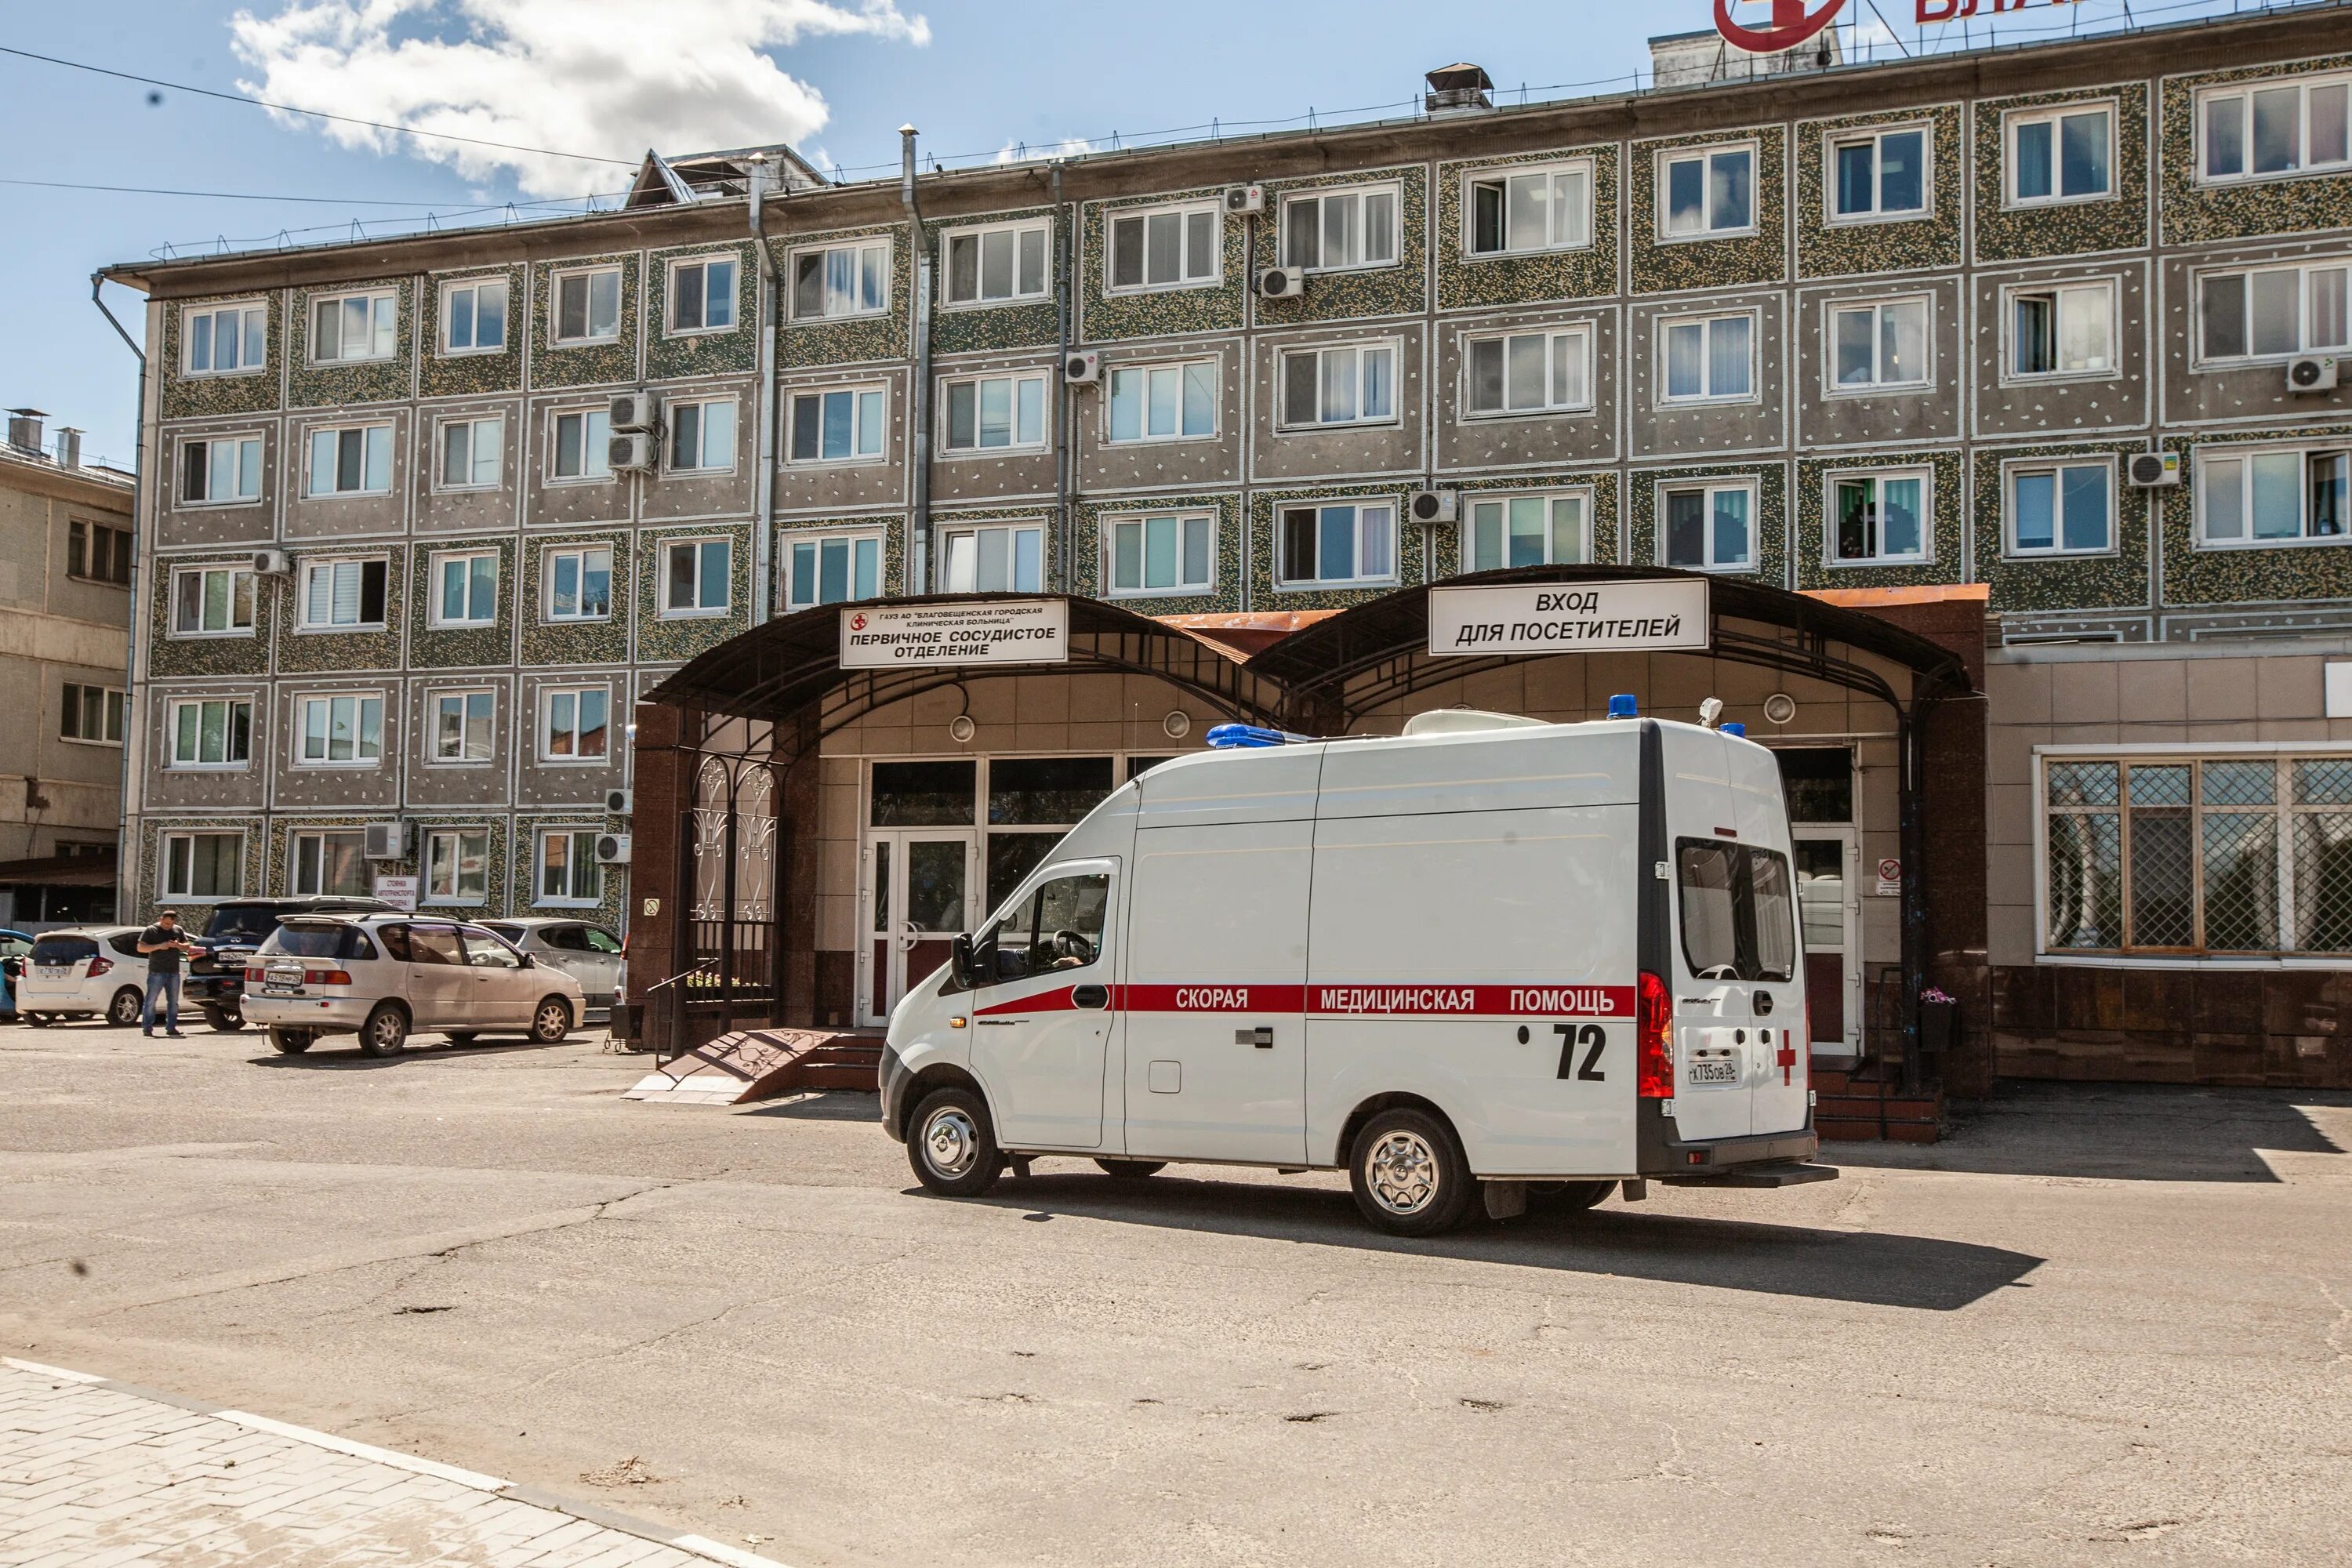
[241,914,586,1058]
[18,927,152,1027]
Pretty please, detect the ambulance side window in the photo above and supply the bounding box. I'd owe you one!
[977,870,1111,985]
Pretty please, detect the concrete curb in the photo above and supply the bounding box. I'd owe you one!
[2,1356,792,1568]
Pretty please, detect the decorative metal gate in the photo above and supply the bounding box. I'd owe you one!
[685,717,784,1013]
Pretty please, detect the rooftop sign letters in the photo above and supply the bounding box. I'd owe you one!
[1427,579,1712,657]
[1714,0,2059,53]
[839,599,1071,669]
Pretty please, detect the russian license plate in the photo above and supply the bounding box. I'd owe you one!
[264,967,303,995]
[1689,1057,1740,1086]
[37,966,67,979]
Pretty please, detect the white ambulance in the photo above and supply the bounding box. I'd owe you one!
[879,706,1836,1236]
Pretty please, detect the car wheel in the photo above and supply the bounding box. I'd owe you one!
[1529,1179,1615,1213]
[203,1006,245,1033]
[907,1087,1004,1198]
[1348,1108,1477,1238]
[267,1028,315,1055]
[1094,1159,1167,1179]
[528,997,572,1044]
[444,1032,477,1047]
[107,988,143,1028]
[357,1003,408,1058]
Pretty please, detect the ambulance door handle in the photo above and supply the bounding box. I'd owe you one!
[1237,1026,1274,1048]
[1072,984,1109,1011]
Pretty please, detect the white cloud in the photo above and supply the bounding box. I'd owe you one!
[229,0,930,198]
[994,136,1094,167]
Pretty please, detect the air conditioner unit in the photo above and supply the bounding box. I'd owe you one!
[1257,266,1305,300]
[251,549,291,576]
[604,788,633,815]
[2289,354,2339,394]
[1224,183,1265,216]
[1409,488,1458,524]
[2127,452,2183,488]
[608,391,658,431]
[1064,350,1103,385]
[362,820,411,860]
[595,833,632,866]
[608,432,656,472]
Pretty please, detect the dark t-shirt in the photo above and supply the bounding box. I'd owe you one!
[140,927,186,974]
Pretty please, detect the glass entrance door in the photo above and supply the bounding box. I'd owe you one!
[865,831,976,1025]
[1792,829,1862,1060]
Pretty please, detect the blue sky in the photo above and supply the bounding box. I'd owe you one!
[0,0,2273,464]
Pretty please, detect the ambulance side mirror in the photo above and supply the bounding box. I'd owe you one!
[949,932,980,989]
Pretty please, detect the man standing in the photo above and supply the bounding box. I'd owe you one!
[137,910,193,1038]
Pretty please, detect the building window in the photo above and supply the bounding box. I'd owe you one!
[1661,481,1755,572]
[2008,460,2114,556]
[1828,469,1931,565]
[942,372,1048,452]
[1659,313,1755,404]
[1107,202,1218,292]
[792,241,889,319]
[537,829,603,906]
[296,693,384,765]
[430,550,499,627]
[178,436,263,505]
[1278,502,1396,588]
[1466,162,1592,255]
[1660,143,1755,238]
[67,520,132,586]
[172,566,255,637]
[431,690,495,763]
[2198,263,2350,364]
[544,546,612,621]
[1280,183,1399,272]
[1827,297,1930,391]
[182,303,267,376]
[440,278,507,354]
[310,290,396,363]
[551,408,612,481]
[168,698,252,769]
[437,416,503,490]
[162,831,242,900]
[1106,511,1214,597]
[939,523,1044,593]
[2009,282,2114,379]
[542,686,610,761]
[298,558,389,630]
[787,385,887,464]
[1830,125,1928,220]
[668,398,736,473]
[2202,76,2351,184]
[669,255,738,332]
[60,683,124,745]
[661,538,731,615]
[2199,446,2352,548]
[305,424,394,497]
[2007,103,2112,205]
[784,532,883,611]
[944,220,1048,306]
[423,829,489,904]
[290,830,368,897]
[1464,327,1591,417]
[552,266,622,343]
[1108,360,1217,443]
[1465,492,1589,572]
[1279,342,1397,428]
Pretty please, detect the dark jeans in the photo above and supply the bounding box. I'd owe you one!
[143,971,181,1033]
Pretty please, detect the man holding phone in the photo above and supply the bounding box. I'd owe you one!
[137,910,194,1037]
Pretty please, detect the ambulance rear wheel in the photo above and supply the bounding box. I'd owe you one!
[909,1087,1004,1198]
[1348,1108,1475,1237]
[1094,1159,1166,1179]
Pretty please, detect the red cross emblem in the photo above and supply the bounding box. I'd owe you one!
[1714,0,1847,53]
[1777,1040,1799,1086]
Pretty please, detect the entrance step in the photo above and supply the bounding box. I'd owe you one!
[1810,1062,1944,1142]
[624,1029,883,1106]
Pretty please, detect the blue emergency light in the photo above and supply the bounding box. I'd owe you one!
[1722,723,1747,737]
[1607,694,1639,718]
[1207,723,1312,749]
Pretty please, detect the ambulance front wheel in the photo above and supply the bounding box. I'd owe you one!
[1348,1108,1476,1236]
[908,1086,1005,1198]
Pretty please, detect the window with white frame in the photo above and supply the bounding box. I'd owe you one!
[431,689,496,763]
[2198,262,2350,363]
[437,416,503,490]
[430,550,499,626]
[788,384,887,463]
[1107,202,1219,292]
[440,277,506,354]
[1106,511,1214,597]
[178,435,262,505]
[552,266,622,343]
[423,829,489,904]
[167,697,252,768]
[541,686,610,760]
[1277,501,1396,588]
[544,546,612,621]
[1660,312,1755,403]
[784,531,883,611]
[1464,326,1591,417]
[536,829,603,906]
[1280,183,1399,272]
[289,830,368,897]
[1108,359,1217,442]
[669,254,738,332]
[792,240,890,319]
[939,522,1044,593]
[942,372,1047,452]
[2009,459,2114,555]
[1465,492,1589,572]
[1661,481,1755,571]
[2199,445,2352,546]
[306,423,394,496]
[1279,342,1397,428]
[310,290,395,363]
[60,683,123,745]
[299,557,389,630]
[661,538,731,615]
[551,407,611,481]
[1828,469,1931,564]
[161,831,243,899]
[2009,282,2114,378]
[1660,143,1755,238]
[295,692,384,765]
[1465,162,1592,255]
[2201,75,2351,184]
[172,566,255,637]
[944,220,1049,306]
[1830,125,1929,220]
[668,397,736,473]
[2007,103,2113,205]
[1828,297,1930,390]
[182,302,267,376]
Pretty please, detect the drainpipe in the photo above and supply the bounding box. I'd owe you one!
[1051,160,1073,593]
[92,274,145,924]
[748,154,779,625]
[902,126,935,595]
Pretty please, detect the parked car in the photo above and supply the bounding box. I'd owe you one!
[0,928,34,1020]
[241,913,586,1058]
[184,896,393,1032]
[17,927,151,1027]
[474,919,625,1021]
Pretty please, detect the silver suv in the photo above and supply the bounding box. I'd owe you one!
[242,914,586,1058]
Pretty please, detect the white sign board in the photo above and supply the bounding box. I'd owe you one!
[372,874,419,912]
[1427,579,1711,657]
[840,600,1069,669]
[1875,858,1903,898]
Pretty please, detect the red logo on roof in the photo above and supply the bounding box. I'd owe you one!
[1714,0,1846,53]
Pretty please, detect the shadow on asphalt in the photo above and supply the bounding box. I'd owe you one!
[245,1036,578,1069]
[738,1091,883,1123]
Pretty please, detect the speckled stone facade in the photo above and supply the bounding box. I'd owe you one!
[274,546,407,675]
[403,814,510,918]
[1080,187,1249,343]
[648,241,760,381]
[1441,470,1622,577]
[931,505,1062,594]
[420,264,527,400]
[140,815,269,932]
[408,537,517,670]
[1435,145,1620,311]
[2161,426,2352,604]
[635,523,752,663]
[1252,166,1428,325]
[930,209,1062,356]
[1973,84,2152,262]
[288,277,416,408]
[1247,483,1425,611]
[776,225,909,367]
[1796,105,1964,279]
[1073,492,1243,615]
[1794,449,1965,592]
[1971,441,2153,612]
[529,252,643,390]
[519,532,633,666]
[159,292,284,423]
[1629,127,1787,295]
[148,561,272,678]
[775,514,908,601]
[509,811,628,930]
[2160,56,2352,245]
[1627,464,1788,588]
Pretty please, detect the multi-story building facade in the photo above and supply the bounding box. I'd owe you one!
[101,8,2352,1090]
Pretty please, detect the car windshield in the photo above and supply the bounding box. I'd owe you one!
[263,925,358,960]
[31,935,97,964]
[205,906,281,942]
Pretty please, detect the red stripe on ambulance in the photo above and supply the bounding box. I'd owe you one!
[972,983,1633,1018]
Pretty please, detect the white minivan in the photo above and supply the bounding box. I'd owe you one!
[880,708,1835,1236]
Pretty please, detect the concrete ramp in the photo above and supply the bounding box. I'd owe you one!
[623,1029,883,1107]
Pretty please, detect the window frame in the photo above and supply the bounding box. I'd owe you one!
[2002,278,2121,383]
[1823,465,1936,568]
[1657,478,1761,573]
[665,395,739,475]
[58,682,125,746]
[938,369,1051,456]
[180,300,269,378]
[1461,488,1595,574]
[160,830,245,902]
[307,289,398,365]
[421,829,491,906]
[164,696,253,770]
[1277,180,1404,274]
[538,684,612,764]
[1274,499,1399,591]
[547,405,613,484]
[939,217,1053,309]
[2003,100,2118,209]
[1103,199,1223,296]
[1460,323,1595,420]
[2197,74,2352,188]
[534,826,604,908]
[292,689,387,768]
[2194,442,2352,551]
[1461,158,1596,258]
[169,564,257,639]
[2191,259,2352,367]
[295,556,391,633]
[2003,455,2118,559]
[67,519,134,586]
[433,414,504,493]
[549,263,624,346]
[782,528,887,612]
[437,276,509,357]
[1655,309,1760,406]
[175,434,266,508]
[666,252,741,336]
[659,536,733,619]
[288,829,371,898]
[1103,510,1218,600]
[936,521,1047,595]
[1824,122,1933,225]
[786,381,891,466]
[1655,140,1760,242]
[303,422,396,499]
[1105,357,1221,445]
[541,544,615,623]
[428,687,498,765]
[1822,293,1935,396]
[426,549,501,629]
[1275,339,1403,431]
[787,238,893,321]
